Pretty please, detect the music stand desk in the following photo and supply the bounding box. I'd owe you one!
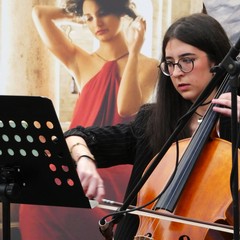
[0,95,96,240]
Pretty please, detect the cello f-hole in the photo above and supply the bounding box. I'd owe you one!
[179,235,191,240]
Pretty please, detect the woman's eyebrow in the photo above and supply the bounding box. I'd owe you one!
[165,53,196,60]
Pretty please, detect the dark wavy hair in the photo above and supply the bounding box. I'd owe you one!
[146,13,231,154]
[65,0,137,19]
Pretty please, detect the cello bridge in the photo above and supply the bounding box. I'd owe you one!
[134,233,154,240]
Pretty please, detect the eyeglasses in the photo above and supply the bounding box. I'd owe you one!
[160,57,195,76]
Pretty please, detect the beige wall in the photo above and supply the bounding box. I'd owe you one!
[0,0,59,110]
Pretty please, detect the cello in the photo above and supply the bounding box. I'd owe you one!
[133,72,240,239]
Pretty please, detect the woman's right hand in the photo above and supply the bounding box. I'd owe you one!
[66,135,105,202]
[76,157,105,203]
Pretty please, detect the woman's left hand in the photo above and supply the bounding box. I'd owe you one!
[124,16,146,54]
[212,92,240,122]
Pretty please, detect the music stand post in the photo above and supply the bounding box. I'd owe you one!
[0,95,96,240]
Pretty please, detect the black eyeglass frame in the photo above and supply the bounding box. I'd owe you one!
[160,57,195,76]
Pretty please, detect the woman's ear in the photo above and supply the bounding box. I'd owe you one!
[209,62,217,76]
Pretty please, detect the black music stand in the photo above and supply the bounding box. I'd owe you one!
[0,95,97,240]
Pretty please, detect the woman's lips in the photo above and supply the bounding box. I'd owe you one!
[178,83,190,91]
[96,29,108,36]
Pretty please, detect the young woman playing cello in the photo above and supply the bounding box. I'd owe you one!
[64,13,240,239]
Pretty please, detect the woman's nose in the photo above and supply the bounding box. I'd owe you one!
[95,17,103,27]
[171,64,184,77]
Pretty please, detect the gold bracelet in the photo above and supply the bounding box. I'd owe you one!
[62,7,73,16]
[70,142,88,154]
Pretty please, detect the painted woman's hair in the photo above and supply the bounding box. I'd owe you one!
[65,0,137,19]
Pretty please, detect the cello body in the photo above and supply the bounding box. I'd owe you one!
[135,137,239,240]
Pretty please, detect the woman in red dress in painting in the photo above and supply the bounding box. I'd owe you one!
[20,0,159,239]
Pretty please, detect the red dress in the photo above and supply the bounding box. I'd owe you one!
[19,60,134,240]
